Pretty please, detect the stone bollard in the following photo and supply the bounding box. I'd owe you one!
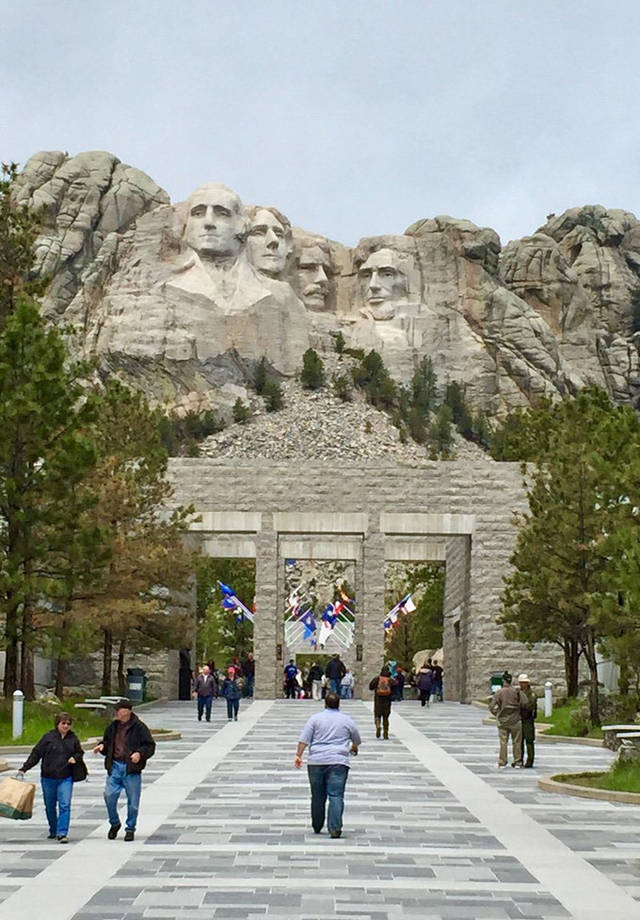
[544,681,553,718]
[12,689,24,740]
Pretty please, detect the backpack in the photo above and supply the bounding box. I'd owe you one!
[377,675,391,696]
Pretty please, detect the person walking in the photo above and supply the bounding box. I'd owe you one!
[284,659,299,698]
[489,672,524,768]
[221,666,241,720]
[416,661,434,707]
[309,662,324,700]
[325,653,346,694]
[294,691,361,838]
[193,664,217,722]
[18,711,85,843]
[242,652,255,698]
[93,699,155,841]
[340,668,355,699]
[518,674,538,768]
[369,666,395,739]
[432,660,444,701]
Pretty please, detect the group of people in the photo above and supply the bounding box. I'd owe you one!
[19,699,155,844]
[283,654,355,700]
[489,671,537,768]
[191,653,256,723]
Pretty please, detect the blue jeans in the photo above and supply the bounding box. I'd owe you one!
[41,776,73,837]
[226,697,239,719]
[104,761,142,832]
[307,764,349,834]
[328,678,340,694]
[340,685,353,699]
[244,675,254,698]
[197,695,213,720]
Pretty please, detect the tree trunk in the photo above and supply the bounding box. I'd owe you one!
[583,629,601,727]
[563,638,580,697]
[117,637,127,696]
[3,597,19,697]
[102,629,113,695]
[55,658,67,699]
[20,599,35,700]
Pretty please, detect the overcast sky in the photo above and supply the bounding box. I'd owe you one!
[3,1,638,247]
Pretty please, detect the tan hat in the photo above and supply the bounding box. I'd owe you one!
[518,674,530,683]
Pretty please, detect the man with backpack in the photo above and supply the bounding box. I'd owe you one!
[369,665,395,739]
[325,654,346,695]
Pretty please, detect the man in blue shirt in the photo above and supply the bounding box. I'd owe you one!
[294,692,362,838]
[284,659,299,699]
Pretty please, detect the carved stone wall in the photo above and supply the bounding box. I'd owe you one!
[167,459,566,702]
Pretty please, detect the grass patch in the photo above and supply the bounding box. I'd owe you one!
[0,697,110,746]
[554,761,640,794]
[537,697,603,739]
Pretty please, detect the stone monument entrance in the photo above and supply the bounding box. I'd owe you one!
[167,458,564,702]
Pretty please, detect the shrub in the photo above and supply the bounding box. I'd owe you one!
[333,331,346,354]
[332,372,352,402]
[263,378,283,412]
[352,350,397,410]
[300,348,325,390]
[254,357,268,395]
[232,398,250,424]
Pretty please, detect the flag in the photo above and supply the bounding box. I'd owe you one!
[217,581,254,623]
[401,594,416,614]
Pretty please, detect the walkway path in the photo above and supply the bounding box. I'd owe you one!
[1,700,640,919]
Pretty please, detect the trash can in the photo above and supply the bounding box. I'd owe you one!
[126,667,146,703]
[490,672,503,694]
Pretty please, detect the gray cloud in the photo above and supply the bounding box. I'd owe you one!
[2,0,638,246]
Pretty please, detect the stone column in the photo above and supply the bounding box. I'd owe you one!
[254,515,279,699]
[360,527,385,700]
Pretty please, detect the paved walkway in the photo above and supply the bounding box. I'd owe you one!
[1,700,640,919]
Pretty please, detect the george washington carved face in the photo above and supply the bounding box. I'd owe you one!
[184,184,247,262]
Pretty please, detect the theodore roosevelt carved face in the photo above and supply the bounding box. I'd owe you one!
[296,242,333,311]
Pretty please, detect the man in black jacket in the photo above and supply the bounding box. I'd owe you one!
[192,664,217,721]
[93,699,155,841]
[325,654,346,695]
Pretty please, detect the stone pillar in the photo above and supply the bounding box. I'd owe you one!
[360,528,385,700]
[442,536,471,702]
[254,515,279,699]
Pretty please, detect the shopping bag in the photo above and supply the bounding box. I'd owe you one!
[0,774,36,820]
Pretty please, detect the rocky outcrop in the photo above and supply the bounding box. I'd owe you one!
[18,151,640,416]
[13,150,169,318]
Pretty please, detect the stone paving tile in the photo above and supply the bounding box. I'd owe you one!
[6,699,640,919]
[74,883,570,919]
[0,700,226,881]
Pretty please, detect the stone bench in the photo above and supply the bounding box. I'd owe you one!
[602,724,640,751]
[74,702,108,713]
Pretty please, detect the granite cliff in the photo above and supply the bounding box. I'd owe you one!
[15,150,640,418]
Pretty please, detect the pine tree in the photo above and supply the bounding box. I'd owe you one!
[498,388,640,725]
[0,300,101,696]
[411,357,438,416]
[71,381,197,694]
[254,357,268,394]
[300,348,325,390]
[263,378,283,412]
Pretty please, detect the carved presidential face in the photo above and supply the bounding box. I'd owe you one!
[358,249,408,307]
[184,184,246,261]
[297,245,332,311]
[246,208,291,277]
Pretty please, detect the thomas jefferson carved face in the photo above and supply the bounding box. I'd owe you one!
[297,244,332,311]
[246,207,291,277]
[184,184,246,262]
[358,249,408,307]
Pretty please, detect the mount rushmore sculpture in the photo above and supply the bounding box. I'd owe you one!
[13,149,640,415]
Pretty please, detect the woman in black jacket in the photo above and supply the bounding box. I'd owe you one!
[18,711,85,843]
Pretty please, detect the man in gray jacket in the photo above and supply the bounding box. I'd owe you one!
[489,671,524,768]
